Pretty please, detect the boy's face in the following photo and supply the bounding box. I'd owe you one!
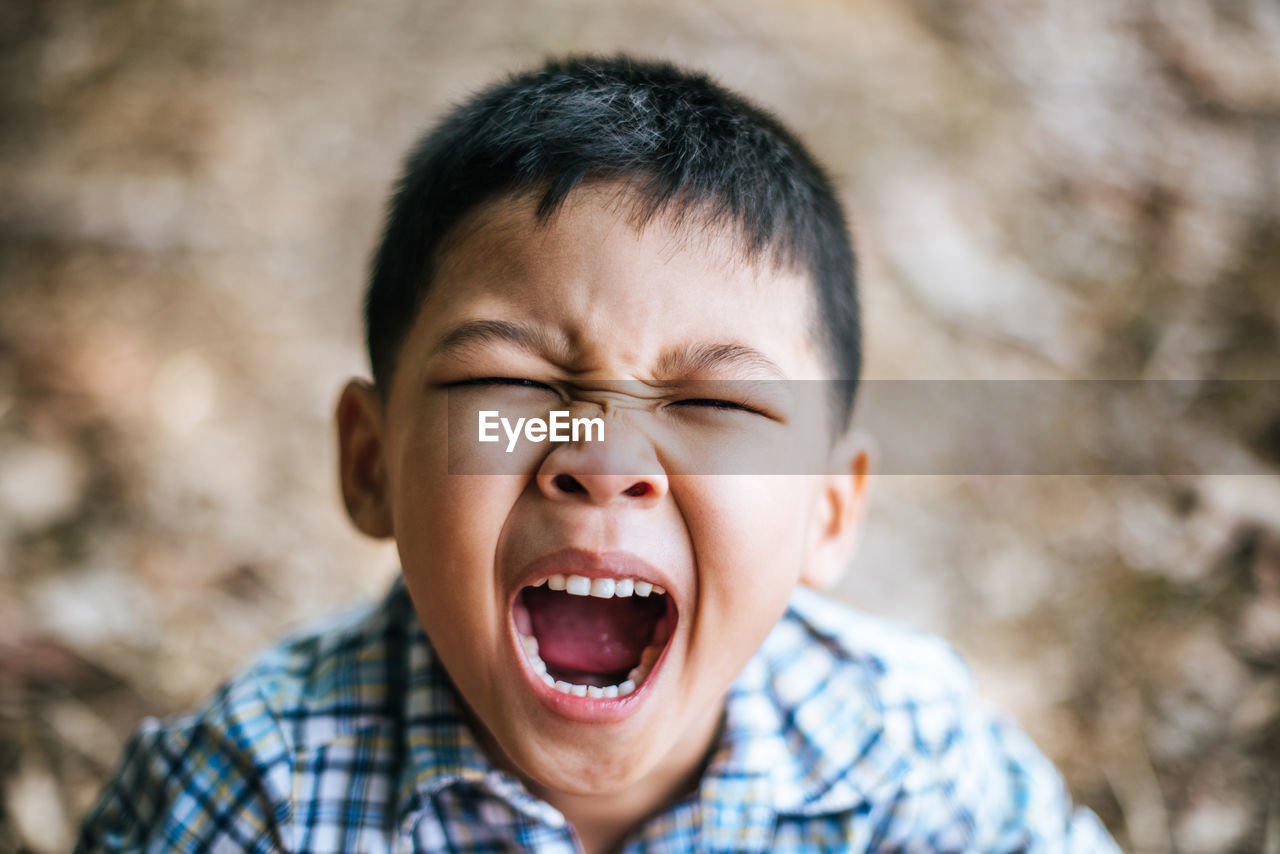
[338,185,867,802]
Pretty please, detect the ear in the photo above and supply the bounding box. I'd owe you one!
[800,432,872,591]
[336,379,394,539]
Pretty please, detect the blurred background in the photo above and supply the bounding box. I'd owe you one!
[1,1,1278,851]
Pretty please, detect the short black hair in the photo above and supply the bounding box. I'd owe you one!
[365,54,860,422]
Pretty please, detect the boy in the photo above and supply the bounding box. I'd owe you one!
[76,56,1120,852]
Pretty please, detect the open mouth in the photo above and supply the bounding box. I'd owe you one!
[512,573,677,699]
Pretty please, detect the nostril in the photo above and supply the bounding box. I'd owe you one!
[554,473,586,495]
[623,482,651,498]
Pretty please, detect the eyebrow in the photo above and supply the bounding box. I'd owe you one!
[431,319,569,361]
[656,342,787,381]
[433,320,786,380]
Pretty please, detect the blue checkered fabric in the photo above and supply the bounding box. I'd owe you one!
[75,577,1120,852]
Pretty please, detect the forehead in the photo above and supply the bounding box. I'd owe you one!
[410,184,826,378]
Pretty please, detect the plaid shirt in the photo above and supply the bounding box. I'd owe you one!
[76,577,1119,853]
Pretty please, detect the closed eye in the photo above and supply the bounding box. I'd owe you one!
[668,398,765,415]
[451,377,557,392]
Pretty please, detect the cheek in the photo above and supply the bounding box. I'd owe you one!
[686,477,815,642]
[389,406,513,555]
[390,427,523,641]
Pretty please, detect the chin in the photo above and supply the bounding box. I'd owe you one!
[511,726,662,795]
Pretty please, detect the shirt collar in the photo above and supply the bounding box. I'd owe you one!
[709,586,901,818]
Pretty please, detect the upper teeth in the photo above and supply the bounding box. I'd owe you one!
[543,574,666,599]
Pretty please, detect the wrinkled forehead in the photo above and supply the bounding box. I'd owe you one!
[433,180,812,301]
[418,184,825,379]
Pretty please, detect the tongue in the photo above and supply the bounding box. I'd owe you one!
[523,586,662,673]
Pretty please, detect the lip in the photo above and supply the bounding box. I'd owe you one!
[507,547,679,723]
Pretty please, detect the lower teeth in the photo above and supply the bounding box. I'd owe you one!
[519,634,657,698]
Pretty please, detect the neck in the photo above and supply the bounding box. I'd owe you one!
[531,742,712,854]
[465,697,725,854]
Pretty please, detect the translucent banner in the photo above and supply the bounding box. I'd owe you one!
[446,380,1280,475]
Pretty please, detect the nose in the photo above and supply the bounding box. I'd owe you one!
[535,423,668,506]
